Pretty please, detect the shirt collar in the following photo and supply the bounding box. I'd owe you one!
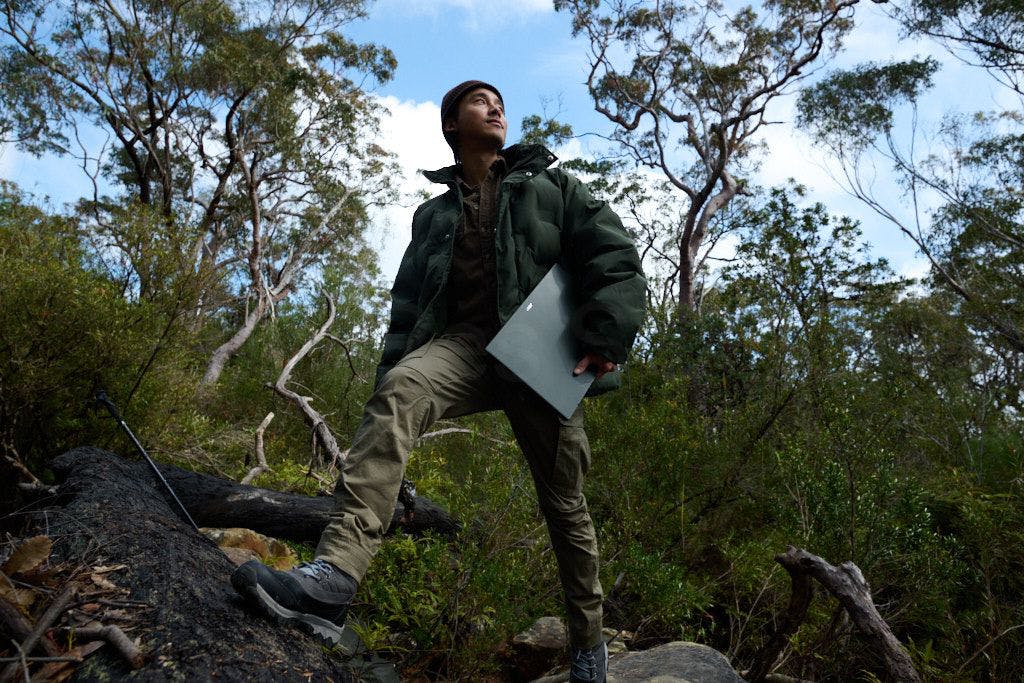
[456,155,507,192]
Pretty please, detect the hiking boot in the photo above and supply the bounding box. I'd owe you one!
[569,639,608,683]
[231,558,357,646]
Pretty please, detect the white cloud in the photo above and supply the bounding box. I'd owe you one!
[0,143,14,180]
[366,95,452,283]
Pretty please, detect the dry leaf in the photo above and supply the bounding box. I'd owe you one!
[91,564,127,574]
[90,574,118,591]
[1,535,52,575]
[0,583,38,609]
[80,602,101,613]
[33,640,105,683]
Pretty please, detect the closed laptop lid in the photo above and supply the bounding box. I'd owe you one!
[485,263,595,418]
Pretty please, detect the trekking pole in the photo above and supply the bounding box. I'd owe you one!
[94,389,200,532]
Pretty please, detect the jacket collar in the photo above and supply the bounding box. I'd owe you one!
[422,143,558,186]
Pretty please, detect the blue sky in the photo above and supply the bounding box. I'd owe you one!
[341,0,984,284]
[1,0,1008,286]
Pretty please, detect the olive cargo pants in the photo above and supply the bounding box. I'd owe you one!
[315,333,603,648]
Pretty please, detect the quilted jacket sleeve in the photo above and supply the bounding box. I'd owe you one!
[557,169,647,364]
[374,211,425,388]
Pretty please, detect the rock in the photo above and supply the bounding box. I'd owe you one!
[220,545,261,566]
[511,616,568,681]
[201,527,297,569]
[604,627,632,655]
[45,446,364,681]
[609,641,742,683]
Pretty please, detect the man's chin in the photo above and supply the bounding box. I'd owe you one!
[488,132,507,149]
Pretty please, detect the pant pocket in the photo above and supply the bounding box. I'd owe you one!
[552,424,591,494]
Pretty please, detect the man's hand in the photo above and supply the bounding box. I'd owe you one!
[573,352,616,380]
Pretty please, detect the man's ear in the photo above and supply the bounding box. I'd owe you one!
[443,116,458,134]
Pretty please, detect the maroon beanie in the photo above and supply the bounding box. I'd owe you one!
[441,80,503,156]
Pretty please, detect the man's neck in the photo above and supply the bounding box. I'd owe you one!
[459,147,502,187]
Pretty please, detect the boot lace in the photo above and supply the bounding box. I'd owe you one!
[296,559,337,582]
[570,646,598,681]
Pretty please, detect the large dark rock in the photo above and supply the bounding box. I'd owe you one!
[608,641,743,683]
[45,447,395,682]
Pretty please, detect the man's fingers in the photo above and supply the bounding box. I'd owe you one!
[574,355,616,377]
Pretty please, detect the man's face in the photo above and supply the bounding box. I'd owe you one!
[444,87,506,152]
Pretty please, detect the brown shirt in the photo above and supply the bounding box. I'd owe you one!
[445,157,506,344]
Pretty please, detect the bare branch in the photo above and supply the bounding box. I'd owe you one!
[268,292,345,468]
[241,412,275,485]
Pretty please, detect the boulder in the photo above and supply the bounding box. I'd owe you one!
[609,641,742,683]
[604,627,632,655]
[511,616,568,680]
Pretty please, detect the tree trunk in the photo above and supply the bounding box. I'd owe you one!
[768,545,921,683]
[200,299,266,387]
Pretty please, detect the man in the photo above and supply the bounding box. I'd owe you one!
[232,80,645,682]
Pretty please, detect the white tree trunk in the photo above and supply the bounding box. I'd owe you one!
[199,298,266,387]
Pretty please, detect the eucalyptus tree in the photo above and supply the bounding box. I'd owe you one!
[553,0,882,320]
[0,0,398,387]
[885,0,1024,97]
[796,5,1024,358]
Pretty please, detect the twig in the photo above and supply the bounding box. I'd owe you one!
[241,412,274,485]
[0,656,82,663]
[6,639,28,683]
[2,453,42,487]
[0,594,34,644]
[416,427,473,444]
[0,585,74,682]
[746,558,814,682]
[67,624,143,669]
[956,622,1024,675]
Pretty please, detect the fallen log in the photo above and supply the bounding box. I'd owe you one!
[40,446,405,682]
[156,456,460,543]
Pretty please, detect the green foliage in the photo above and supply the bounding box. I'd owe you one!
[554,0,863,313]
[889,0,1024,91]
[1,0,400,389]
[797,59,940,147]
[519,114,573,147]
[0,182,200,488]
[348,428,567,679]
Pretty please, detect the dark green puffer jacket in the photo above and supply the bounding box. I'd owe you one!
[375,143,646,396]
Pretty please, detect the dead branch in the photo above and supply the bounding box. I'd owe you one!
[0,585,75,681]
[746,557,814,682]
[0,592,34,645]
[67,624,143,669]
[267,291,345,468]
[417,427,473,444]
[771,546,920,683]
[417,423,508,447]
[241,412,274,485]
[0,656,83,663]
[3,451,42,487]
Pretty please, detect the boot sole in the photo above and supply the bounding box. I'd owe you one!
[236,578,348,648]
